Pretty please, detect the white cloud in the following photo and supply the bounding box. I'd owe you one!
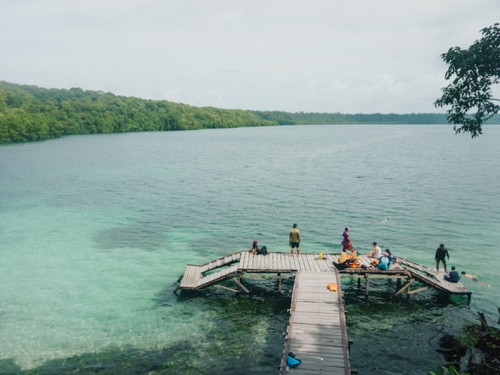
[1,0,499,113]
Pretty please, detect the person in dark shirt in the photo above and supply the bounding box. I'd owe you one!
[435,243,449,273]
[250,240,268,255]
[444,266,461,282]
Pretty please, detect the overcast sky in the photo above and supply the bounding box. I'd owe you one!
[1,0,498,113]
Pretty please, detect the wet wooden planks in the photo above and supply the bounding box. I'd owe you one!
[281,271,350,375]
[178,265,202,289]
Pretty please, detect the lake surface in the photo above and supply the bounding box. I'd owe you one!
[1,125,499,374]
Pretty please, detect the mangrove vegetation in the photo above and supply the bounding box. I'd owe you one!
[0,80,495,144]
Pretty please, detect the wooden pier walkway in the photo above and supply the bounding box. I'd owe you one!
[178,251,471,301]
[280,271,350,375]
[177,251,471,374]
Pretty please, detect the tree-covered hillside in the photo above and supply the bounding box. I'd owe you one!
[2,81,496,144]
[0,81,277,143]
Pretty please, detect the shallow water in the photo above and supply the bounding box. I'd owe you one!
[1,125,499,374]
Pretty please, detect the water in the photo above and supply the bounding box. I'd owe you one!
[1,125,499,374]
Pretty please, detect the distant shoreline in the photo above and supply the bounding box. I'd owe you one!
[1,81,499,144]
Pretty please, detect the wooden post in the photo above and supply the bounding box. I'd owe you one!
[234,277,249,294]
[365,275,369,296]
[396,278,414,296]
[357,277,361,289]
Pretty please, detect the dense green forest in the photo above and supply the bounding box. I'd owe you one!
[0,81,277,143]
[0,81,495,143]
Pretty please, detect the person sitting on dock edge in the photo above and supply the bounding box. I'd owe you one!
[435,243,449,273]
[250,240,268,255]
[289,223,301,256]
[444,266,461,283]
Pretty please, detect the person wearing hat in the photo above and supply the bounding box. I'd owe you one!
[341,226,351,251]
[250,240,268,255]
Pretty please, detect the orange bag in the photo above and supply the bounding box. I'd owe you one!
[327,283,338,291]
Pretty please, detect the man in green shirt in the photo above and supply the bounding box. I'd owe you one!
[289,223,301,256]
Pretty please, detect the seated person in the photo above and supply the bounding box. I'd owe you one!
[377,249,393,270]
[250,240,268,255]
[369,241,382,258]
[333,250,349,270]
[444,266,461,282]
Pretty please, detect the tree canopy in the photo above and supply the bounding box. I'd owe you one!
[0,82,277,143]
[435,23,500,137]
[1,81,496,144]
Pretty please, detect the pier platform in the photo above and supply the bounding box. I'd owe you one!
[177,251,471,374]
[178,251,471,301]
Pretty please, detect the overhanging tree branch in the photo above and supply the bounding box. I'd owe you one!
[435,23,500,137]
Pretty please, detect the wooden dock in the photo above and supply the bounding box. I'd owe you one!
[177,251,471,374]
[178,251,471,301]
[280,271,350,375]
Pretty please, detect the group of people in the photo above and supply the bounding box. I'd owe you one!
[249,223,301,256]
[334,227,394,271]
[435,243,462,283]
[248,225,472,285]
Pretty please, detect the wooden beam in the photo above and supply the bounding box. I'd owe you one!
[339,274,408,279]
[396,279,414,296]
[407,286,429,295]
[234,278,249,294]
[240,274,292,280]
[213,284,240,293]
[365,274,408,279]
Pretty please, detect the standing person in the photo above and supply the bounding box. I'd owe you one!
[289,223,301,256]
[341,226,351,251]
[435,243,449,273]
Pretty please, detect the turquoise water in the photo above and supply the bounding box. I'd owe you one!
[0,125,499,374]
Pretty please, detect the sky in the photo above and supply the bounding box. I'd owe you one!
[1,0,499,114]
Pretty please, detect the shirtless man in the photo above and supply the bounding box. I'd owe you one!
[289,223,301,256]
